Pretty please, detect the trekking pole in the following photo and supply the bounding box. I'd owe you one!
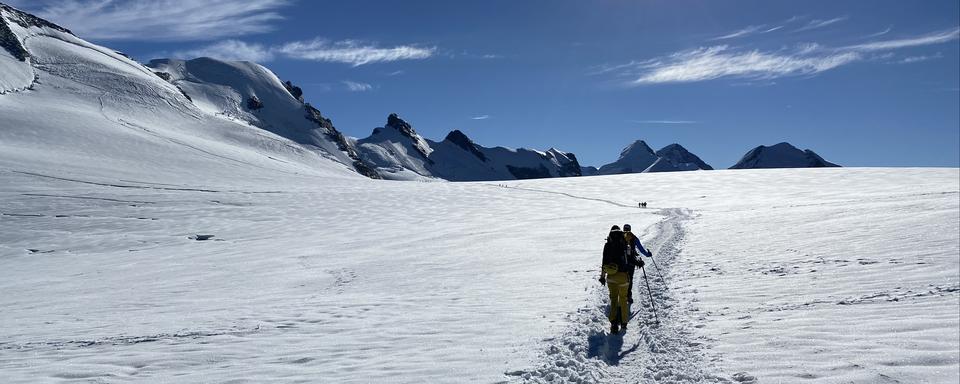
[649,256,667,286]
[640,266,660,324]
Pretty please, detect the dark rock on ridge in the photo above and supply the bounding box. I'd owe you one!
[305,104,380,179]
[444,130,487,162]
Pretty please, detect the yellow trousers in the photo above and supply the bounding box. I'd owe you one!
[606,272,630,324]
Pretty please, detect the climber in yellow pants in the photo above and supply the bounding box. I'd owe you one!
[599,225,638,333]
[605,271,630,328]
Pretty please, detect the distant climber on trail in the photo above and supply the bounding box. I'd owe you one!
[622,224,653,304]
[599,225,640,334]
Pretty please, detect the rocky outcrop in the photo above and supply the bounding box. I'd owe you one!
[1,2,72,61]
[283,80,303,102]
[304,104,380,179]
[0,15,27,61]
[246,95,264,110]
[385,113,433,164]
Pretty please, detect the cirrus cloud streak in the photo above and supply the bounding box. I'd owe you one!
[605,27,959,86]
[172,39,435,66]
[629,45,860,85]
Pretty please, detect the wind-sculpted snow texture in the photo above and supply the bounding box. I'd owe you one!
[0,165,957,383]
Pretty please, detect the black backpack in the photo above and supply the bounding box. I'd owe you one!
[603,234,630,273]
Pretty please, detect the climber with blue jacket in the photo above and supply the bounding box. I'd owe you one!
[623,223,652,304]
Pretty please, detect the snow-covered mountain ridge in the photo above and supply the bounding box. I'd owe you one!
[1,3,370,181]
[1,3,713,182]
[2,2,834,183]
[730,142,839,169]
[356,113,583,181]
[146,58,379,178]
[594,140,714,175]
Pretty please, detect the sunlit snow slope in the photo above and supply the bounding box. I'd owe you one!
[0,166,956,383]
[0,4,364,182]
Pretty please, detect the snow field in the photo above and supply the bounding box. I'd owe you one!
[507,168,959,383]
[2,167,955,383]
[0,168,652,382]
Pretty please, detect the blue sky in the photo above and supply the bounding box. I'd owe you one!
[10,0,960,168]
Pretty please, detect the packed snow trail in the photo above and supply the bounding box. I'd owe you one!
[507,206,734,383]
[500,170,959,384]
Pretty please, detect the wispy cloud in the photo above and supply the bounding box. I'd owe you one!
[898,52,944,64]
[601,27,960,86]
[444,50,504,60]
[277,39,435,66]
[171,38,436,66]
[588,60,647,76]
[470,115,491,120]
[711,24,782,40]
[844,27,959,51]
[626,45,860,85]
[794,16,848,32]
[17,0,289,41]
[865,26,893,38]
[629,120,697,124]
[342,80,373,92]
[172,40,273,62]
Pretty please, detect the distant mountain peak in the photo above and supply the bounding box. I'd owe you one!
[368,113,433,163]
[730,142,839,169]
[598,139,659,175]
[385,114,429,149]
[620,140,655,158]
[444,129,487,162]
[596,140,712,174]
[386,113,411,130]
[655,143,713,171]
